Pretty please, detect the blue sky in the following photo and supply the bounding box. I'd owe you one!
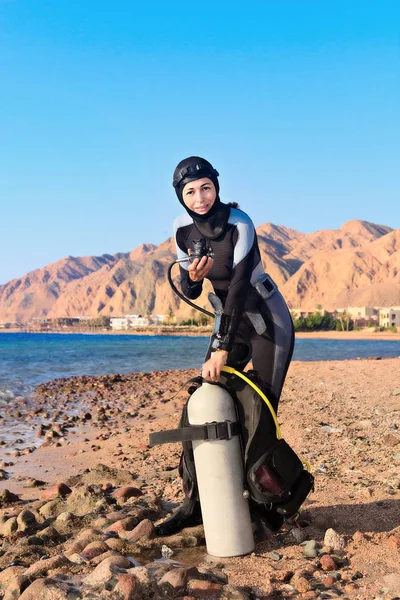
[1,0,399,284]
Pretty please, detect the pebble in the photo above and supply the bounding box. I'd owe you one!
[387,534,400,549]
[302,540,318,558]
[320,554,337,571]
[161,544,174,558]
[324,528,346,552]
[187,579,224,596]
[269,551,282,561]
[295,576,312,593]
[291,527,307,543]
[383,433,399,447]
[111,486,144,502]
[41,482,72,500]
[352,531,368,544]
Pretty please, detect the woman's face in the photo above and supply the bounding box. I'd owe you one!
[182,177,217,215]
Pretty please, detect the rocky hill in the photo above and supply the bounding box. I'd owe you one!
[0,220,397,323]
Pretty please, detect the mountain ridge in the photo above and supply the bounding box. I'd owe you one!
[1,220,398,323]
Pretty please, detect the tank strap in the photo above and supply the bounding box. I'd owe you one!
[149,420,240,446]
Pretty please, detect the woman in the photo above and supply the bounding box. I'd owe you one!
[173,156,294,407]
[156,156,295,535]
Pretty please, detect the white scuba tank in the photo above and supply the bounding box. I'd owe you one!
[187,381,254,557]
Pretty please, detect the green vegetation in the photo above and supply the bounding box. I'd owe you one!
[292,312,339,332]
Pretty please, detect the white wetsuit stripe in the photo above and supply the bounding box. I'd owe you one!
[173,214,193,271]
[228,208,255,269]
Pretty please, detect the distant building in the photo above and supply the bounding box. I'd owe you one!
[345,306,378,320]
[291,307,326,319]
[29,318,52,331]
[126,314,149,327]
[111,317,130,330]
[150,314,166,324]
[0,320,18,329]
[110,315,149,330]
[110,317,127,330]
[379,307,400,328]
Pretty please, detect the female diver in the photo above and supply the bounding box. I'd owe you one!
[156,156,295,535]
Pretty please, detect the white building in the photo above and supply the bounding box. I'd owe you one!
[126,314,149,327]
[110,315,149,330]
[379,307,400,328]
[110,317,130,330]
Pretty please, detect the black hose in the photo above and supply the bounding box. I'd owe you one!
[167,261,214,319]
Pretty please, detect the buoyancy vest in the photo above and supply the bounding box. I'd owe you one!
[150,367,314,519]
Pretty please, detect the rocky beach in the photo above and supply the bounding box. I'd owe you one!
[0,358,399,599]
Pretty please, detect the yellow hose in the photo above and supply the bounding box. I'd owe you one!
[221,366,311,472]
[221,365,282,439]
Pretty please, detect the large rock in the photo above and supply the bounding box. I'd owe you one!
[64,484,110,516]
[80,541,109,560]
[54,512,82,532]
[111,487,144,504]
[105,516,138,534]
[38,499,63,519]
[17,510,38,534]
[121,519,154,542]
[0,489,19,506]
[65,528,105,554]
[83,555,131,587]
[187,579,224,596]
[3,575,29,600]
[113,573,140,600]
[159,566,199,591]
[221,585,251,599]
[127,567,157,597]
[41,483,72,501]
[24,554,70,578]
[0,566,25,591]
[0,516,18,536]
[18,578,81,599]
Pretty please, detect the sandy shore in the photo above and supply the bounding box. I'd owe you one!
[0,359,399,598]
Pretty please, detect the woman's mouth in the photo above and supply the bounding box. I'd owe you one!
[195,204,209,213]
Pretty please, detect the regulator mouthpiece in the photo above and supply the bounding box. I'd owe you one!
[189,238,214,264]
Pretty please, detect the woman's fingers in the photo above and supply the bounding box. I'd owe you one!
[202,358,220,382]
[188,256,214,282]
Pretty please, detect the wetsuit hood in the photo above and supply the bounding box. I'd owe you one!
[173,156,230,239]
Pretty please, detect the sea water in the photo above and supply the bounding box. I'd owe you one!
[1,332,400,398]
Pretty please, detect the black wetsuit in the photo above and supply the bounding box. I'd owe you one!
[174,205,295,412]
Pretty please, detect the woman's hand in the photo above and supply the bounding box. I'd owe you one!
[188,255,214,282]
[201,349,228,382]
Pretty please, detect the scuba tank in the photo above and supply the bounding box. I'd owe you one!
[187,382,254,557]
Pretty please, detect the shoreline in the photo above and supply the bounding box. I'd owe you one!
[1,327,400,341]
[0,358,399,598]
